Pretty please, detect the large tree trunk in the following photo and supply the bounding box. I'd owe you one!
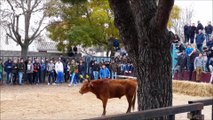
[108,0,174,117]
[21,45,28,59]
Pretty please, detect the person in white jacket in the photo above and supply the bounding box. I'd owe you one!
[54,59,64,84]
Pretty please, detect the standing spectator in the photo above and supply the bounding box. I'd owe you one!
[184,24,190,43]
[4,59,12,84]
[47,60,55,85]
[78,60,85,83]
[205,46,213,72]
[189,23,196,44]
[195,29,205,52]
[209,58,213,83]
[174,50,187,80]
[110,60,118,79]
[54,59,64,85]
[11,59,19,85]
[33,58,40,84]
[69,61,78,87]
[196,21,204,34]
[206,35,213,49]
[92,60,99,80]
[194,53,204,82]
[173,34,180,43]
[189,48,199,81]
[0,59,3,83]
[40,59,46,83]
[185,44,194,70]
[18,58,25,85]
[204,21,213,43]
[99,64,110,79]
[64,61,70,83]
[26,60,34,85]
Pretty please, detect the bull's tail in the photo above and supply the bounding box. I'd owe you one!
[132,89,136,111]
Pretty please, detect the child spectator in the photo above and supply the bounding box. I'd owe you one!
[194,53,204,82]
[99,64,110,79]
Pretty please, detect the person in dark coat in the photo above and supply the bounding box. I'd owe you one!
[184,24,190,43]
[4,59,13,84]
[11,59,19,85]
[196,21,204,34]
[18,58,25,85]
[189,23,196,44]
[205,21,213,43]
[174,50,187,80]
[195,29,205,52]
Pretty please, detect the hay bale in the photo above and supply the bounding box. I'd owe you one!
[173,80,213,97]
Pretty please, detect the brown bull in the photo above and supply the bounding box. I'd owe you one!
[79,79,137,116]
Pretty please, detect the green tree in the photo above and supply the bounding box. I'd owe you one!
[168,5,181,28]
[47,0,119,56]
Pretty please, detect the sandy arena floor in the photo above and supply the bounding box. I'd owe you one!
[0,84,212,120]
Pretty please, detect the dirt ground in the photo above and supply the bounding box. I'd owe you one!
[0,84,212,120]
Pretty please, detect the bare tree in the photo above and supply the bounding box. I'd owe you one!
[172,7,194,42]
[0,0,50,58]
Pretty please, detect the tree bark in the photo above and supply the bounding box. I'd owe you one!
[21,45,28,59]
[108,0,174,118]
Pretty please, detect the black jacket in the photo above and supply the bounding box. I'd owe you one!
[205,25,213,34]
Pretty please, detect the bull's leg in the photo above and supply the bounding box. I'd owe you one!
[126,95,133,113]
[101,98,108,116]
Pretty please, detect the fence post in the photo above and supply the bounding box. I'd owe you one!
[187,109,204,120]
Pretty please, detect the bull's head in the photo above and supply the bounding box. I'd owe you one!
[79,79,93,94]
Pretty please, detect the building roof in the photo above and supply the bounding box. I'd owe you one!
[36,42,58,52]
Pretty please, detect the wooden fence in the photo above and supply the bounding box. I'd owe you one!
[87,99,213,120]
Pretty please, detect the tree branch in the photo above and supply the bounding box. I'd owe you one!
[108,0,139,61]
[154,0,174,30]
[29,14,45,41]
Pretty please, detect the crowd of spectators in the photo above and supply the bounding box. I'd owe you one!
[0,55,134,86]
[173,21,213,83]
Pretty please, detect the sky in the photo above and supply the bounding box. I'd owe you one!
[175,0,213,25]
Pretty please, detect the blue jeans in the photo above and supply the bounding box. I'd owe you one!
[93,71,99,80]
[18,72,24,84]
[196,44,203,53]
[206,34,211,43]
[27,73,33,84]
[70,73,77,85]
[56,71,63,83]
[111,71,117,79]
[48,71,55,83]
[33,72,39,84]
[6,72,11,84]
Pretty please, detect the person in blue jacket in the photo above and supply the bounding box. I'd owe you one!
[195,29,205,52]
[4,59,13,84]
[99,64,110,79]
